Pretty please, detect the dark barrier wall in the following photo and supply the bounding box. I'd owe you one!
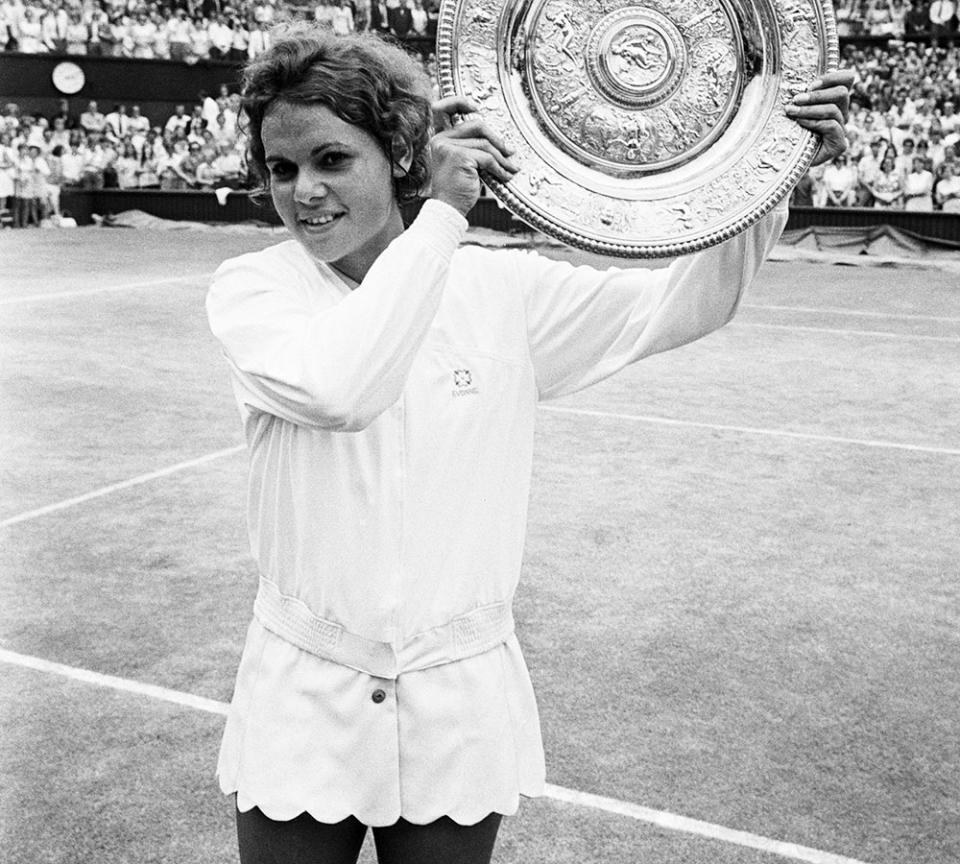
[56,189,960,246]
[1,52,244,127]
[2,38,437,126]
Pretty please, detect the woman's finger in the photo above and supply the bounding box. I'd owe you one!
[784,102,844,125]
[442,137,519,181]
[431,96,479,131]
[436,119,516,158]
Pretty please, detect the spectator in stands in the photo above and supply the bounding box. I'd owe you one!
[190,13,211,60]
[40,3,68,54]
[65,8,87,53]
[230,14,250,61]
[130,10,157,58]
[0,1,16,51]
[927,122,948,168]
[409,0,427,35]
[128,105,150,146]
[167,7,191,61]
[209,12,233,59]
[85,6,107,54]
[857,137,886,204]
[823,153,858,206]
[60,138,84,186]
[0,132,14,216]
[314,0,336,29]
[903,154,935,209]
[138,141,161,188]
[894,136,916,177]
[868,151,904,207]
[79,100,107,136]
[48,115,70,150]
[17,143,48,227]
[248,19,270,58]
[114,141,140,188]
[331,0,355,35]
[935,160,960,210]
[165,104,190,137]
[105,103,130,141]
[369,0,390,34]
[194,146,218,189]
[211,139,244,187]
[44,142,63,218]
[18,6,43,53]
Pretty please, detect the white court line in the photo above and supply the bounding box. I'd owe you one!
[0,647,872,864]
[544,785,871,864]
[0,648,229,716]
[0,272,214,306]
[742,303,960,324]
[0,445,245,529]
[541,406,960,457]
[731,321,960,343]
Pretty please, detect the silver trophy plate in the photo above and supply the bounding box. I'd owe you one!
[436,0,838,257]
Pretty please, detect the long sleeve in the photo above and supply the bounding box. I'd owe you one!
[206,199,468,432]
[521,200,789,401]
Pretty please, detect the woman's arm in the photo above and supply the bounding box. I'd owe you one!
[206,200,468,431]
[521,199,789,400]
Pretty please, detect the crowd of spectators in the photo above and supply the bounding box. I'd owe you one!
[790,40,960,210]
[0,89,247,226]
[835,0,958,39]
[0,0,440,61]
[3,2,960,225]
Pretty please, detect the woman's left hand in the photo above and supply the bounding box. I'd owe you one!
[785,70,855,166]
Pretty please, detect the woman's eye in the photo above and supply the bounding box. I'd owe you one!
[318,151,348,168]
[269,162,294,181]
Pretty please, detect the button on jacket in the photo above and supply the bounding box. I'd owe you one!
[206,198,789,826]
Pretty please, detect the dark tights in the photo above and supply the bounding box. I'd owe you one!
[236,803,503,864]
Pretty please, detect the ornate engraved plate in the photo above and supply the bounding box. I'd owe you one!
[436,0,838,257]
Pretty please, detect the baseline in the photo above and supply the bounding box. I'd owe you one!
[539,406,960,457]
[0,445,245,529]
[0,273,214,306]
[0,648,872,864]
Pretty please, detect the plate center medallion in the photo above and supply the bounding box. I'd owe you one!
[527,0,744,175]
[587,9,685,109]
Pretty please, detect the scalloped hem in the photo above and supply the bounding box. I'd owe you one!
[225,781,545,827]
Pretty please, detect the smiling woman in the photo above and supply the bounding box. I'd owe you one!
[204,21,852,864]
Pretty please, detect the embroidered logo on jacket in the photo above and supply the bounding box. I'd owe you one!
[452,368,479,397]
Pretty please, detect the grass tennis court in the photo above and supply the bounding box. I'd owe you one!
[1,225,958,864]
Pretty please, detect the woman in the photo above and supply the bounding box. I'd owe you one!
[206,25,851,864]
[868,151,904,207]
[138,141,161,189]
[902,154,934,211]
[935,161,960,212]
[115,141,141,189]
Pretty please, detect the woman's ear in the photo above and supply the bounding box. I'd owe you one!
[391,140,413,177]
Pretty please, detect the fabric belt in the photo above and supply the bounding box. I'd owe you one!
[253,577,515,680]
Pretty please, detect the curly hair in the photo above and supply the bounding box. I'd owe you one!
[240,24,434,203]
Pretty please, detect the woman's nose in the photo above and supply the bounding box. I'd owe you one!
[294,168,327,203]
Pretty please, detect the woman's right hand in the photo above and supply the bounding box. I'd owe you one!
[423,96,519,216]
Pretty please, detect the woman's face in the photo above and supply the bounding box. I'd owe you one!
[261,100,406,282]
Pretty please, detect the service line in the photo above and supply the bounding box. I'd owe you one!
[0,647,872,864]
[0,445,245,529]
[730,321,960,342]
[540,406,960,457]
[741,303,960,324]
[0,272,214,306]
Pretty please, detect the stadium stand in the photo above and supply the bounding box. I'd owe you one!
[1,0,958,228]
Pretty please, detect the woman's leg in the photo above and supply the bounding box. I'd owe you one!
[372,813,503,864]
[236,804,368,864]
